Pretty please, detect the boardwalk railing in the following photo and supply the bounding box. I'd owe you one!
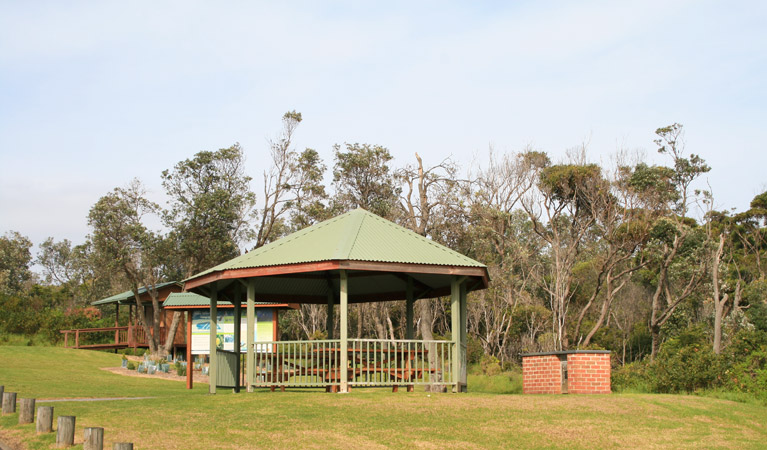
[249,339,455,389]
[60,327,129,349]
[60,324,184,349]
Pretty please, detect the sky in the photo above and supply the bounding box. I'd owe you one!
[1,0,766,252]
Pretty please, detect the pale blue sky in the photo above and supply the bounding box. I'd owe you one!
[1,1,765,249]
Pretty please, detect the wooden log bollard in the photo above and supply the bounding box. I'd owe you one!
[0,385,4,402]
[56,415,76,448]
[18,398,35,424]
[84,427,104,450]
[2,392,16,414]
[36,406,54,433]
[113,443,133,450]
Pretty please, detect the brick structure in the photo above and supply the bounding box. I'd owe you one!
[522,351,611,394]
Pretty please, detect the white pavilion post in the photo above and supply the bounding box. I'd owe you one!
[209,283,218,394]
[246,279,255,393]
[339,270,349,393]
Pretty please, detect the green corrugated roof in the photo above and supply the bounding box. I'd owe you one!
[91,282,179,306]
[163,292,288,308]
[187,208,485,281]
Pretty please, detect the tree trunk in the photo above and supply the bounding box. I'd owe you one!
[161,311,182,357]
[712,234,726,355]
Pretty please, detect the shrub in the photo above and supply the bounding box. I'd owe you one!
[126,361,136,370]
[174,361,186,376]
[466,336,484,365]
[723,348,767,400]
[612,361,651,393]
[480,354,502,376]
[650,342,722,393]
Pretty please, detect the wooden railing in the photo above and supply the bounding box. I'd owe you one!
[60,326,130,349]
[60,324,185,349]
[249,339,455,390]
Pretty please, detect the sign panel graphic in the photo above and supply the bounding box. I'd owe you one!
[191,309,273,355]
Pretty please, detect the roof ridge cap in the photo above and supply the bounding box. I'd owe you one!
[333,208,365,258]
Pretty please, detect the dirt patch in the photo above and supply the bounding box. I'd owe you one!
[0,428,27,450]
[101,366,210,384]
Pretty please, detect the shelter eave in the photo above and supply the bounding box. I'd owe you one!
[184,259,489,300]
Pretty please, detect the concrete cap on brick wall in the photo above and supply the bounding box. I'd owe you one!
[520,350,611,357]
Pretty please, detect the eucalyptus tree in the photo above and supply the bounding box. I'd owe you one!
[467,149,546,359]
[162,143,256,276]
[332,142,400,219]
[36,238,113,305]
[641,124,710,358]
[571,160,655,347]
[254,111,304,248]
[0,231,33,295]
[289,148,329,231]
[88,180,180,357]
[521,154,607,350]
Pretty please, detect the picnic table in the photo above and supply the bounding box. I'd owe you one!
[253,345,434,392]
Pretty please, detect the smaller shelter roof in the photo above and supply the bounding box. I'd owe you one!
[163,292,295,310]
[91,282,181,306]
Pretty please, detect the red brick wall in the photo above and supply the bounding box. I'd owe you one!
[566,353,611,394]
[522,355,562,394]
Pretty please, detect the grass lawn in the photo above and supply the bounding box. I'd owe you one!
[1,346,766,449]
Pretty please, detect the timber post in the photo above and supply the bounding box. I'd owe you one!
[18,398,35,424]
[114,305,120,345]
[209,282,218,394]
[0,386,3,404]
[84,427,104,450]
[246,279,255,392]
[339,269,349,393]
[56,415,76,447]
[2,391,16,414]
[36,406,54,433]
[113,444,133,450]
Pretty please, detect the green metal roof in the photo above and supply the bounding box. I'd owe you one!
[91,282,179,306]
[188,208,485,280]
[163,292,282,308]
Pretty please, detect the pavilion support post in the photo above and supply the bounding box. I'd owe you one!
[114,305,120,345]
[233,286,242,393]
[326,291,334,340]
[209,284,218,394]
[339,270,349,393]
[186,311,193,390]
[246,279,256,393]
[451,277,461,392]
[459,281,468,392]
[406,277,414,340]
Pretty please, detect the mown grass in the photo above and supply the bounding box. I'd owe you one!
[1,346,767,449]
